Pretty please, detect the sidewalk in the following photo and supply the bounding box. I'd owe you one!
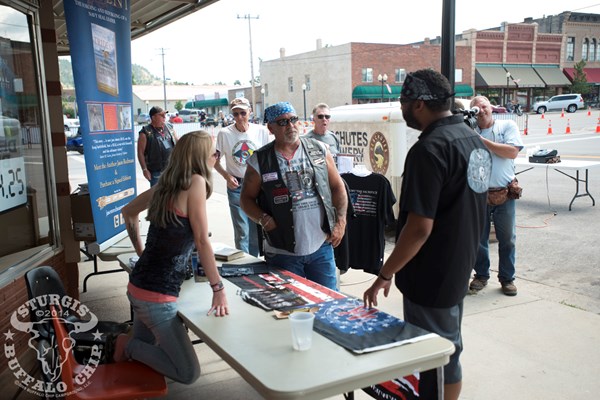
[77,190,600,400]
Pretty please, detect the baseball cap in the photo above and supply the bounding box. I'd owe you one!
[230,97,250,110]
[149,106,168,117]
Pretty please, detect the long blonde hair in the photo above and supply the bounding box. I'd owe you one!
[147,130,213,228]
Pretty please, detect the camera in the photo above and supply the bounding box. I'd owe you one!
[454,106,480,130]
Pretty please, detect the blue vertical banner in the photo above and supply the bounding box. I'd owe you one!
[63,0,136,245]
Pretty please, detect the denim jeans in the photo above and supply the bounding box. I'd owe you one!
[474,199,516,283]
[265,241,337,290]
[126,293,200,384]
[227,182,259,256]
[149,170,161,187]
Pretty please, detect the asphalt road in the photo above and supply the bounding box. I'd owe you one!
[67,112,600,311]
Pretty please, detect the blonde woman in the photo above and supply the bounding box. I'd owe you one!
[117,131,227,384]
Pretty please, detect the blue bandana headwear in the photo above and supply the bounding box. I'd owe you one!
[264,102,296,123]
[400,73,454,101]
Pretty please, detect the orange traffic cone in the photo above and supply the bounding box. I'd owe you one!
[565,119,571,134]
[541,111,545,119]
[560,108,565,118]
[547,120,553,135]
[588,107,592,116]
[596,118,600,133]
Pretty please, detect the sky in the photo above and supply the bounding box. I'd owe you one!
[131,0,600,86]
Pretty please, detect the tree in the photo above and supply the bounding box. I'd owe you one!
[572,60,591,95]
[174,100,183,111]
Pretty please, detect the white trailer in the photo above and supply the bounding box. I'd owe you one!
[329,101,420,214]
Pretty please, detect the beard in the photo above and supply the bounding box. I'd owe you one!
[402,102,421,130]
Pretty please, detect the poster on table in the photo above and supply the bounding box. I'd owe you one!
[63,0,136,245]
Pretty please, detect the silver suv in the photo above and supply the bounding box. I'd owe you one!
[533,94,583,114]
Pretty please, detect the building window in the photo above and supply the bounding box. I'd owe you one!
[395,68,406,83]
[288,77,294,93]
[455,69,463,83]
[304,75,311,91]
[592,39,597,63]
[582,38,589,61]
[362,68,373,83]
[0,4,56,273]
[567,37,575,61]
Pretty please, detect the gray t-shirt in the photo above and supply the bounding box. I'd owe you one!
[247,143,328,256]
[303,129,339,157]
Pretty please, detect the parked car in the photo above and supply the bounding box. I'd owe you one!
[137,113,150,124]
[203,115,218,127]
[178,109,200,123]
[63,114,80,136]
[65,128,83,154]
[532,94,584,114]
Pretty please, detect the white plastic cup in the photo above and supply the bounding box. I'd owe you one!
[289,312,315,351]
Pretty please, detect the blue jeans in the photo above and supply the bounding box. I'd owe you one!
[149,170,161,187]
[227,183,259,256]
[474,199,516,283]
[126,293,200,384]
[265,241,337,290]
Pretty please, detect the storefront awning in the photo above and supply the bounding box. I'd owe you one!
[475,66,511,87]
[507,67,545,88]
[563,68,600,85]
[185,98,229,109]
[533,67,572,86]
[352,84,473,99]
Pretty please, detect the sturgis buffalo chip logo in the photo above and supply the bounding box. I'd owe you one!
[368,132,389,175]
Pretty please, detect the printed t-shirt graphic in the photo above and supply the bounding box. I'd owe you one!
[231,140,258,167]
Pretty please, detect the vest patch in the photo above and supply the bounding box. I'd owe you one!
[263,172,278,182]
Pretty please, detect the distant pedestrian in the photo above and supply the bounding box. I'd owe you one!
[137,106,178,187]
[363,69,491,400]
[214,97,270,256]
[469,95,523,296]
[240,102,348,290]
[303,103,340,161]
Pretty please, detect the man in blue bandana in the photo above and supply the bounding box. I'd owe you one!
[240,102,348,290]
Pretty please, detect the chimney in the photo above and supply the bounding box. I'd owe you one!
[424,37,430,45]
[280,48,286,58]
[316,39,322,50]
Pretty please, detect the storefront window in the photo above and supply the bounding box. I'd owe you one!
[0,4,55,273]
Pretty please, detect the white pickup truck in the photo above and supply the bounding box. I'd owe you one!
[63,114,80,137]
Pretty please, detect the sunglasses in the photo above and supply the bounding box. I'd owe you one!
[272,116,299,126]
[212,150,220,159]
[316,114,331,120]
[233,111,247,117]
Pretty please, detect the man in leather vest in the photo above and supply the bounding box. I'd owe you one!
[137,106,178,186]
[240,102,347,290]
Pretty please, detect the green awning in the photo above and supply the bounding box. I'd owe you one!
[185,98,229,109]
[352,85,402,100]
[352,84,473,99]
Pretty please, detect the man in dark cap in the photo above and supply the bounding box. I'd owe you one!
[240,102,347,290]
[137,106,178,186]
[363,69,492,400]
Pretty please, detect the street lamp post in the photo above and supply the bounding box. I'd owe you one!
[260,88,265,121]
[506,71,511,108]
[301,83,307,121]
[378,73,388,103]
[145,100,149,113]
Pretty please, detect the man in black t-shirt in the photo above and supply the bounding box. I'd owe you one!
[363,69,491,400]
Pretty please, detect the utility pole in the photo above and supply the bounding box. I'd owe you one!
[160,47,167,110]
[237,14,259,120]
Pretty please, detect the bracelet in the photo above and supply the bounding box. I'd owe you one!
[210,280,224,290]
[258,213,269,227]
[212,285,225,293]
[378,273,393,281]
[142,168,148,171]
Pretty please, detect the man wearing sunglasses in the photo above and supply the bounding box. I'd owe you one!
[215,97,270,256]
[303,103,340,159]
[240,102,347,290]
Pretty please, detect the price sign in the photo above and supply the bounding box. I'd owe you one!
[0,157,27,213]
